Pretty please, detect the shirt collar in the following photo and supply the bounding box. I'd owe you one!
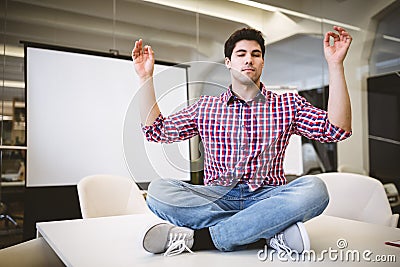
[221,83,268,105]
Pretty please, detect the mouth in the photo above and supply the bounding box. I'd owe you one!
[242,67,255,72]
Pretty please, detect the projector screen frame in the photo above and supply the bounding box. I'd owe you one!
[23,41,192,188]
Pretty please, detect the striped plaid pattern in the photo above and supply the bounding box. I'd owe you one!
[142,84,351,190]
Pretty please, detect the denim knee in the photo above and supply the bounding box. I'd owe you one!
[312,175,329,198]
[295,175,329,207]
[146,179,173,219]
[146,178,174,211]
[147,178,167,199]
[306,175,329,209]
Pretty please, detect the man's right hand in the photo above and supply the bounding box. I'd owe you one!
[132,39,155,81]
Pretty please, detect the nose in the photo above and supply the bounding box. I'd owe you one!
[244,54,253,65]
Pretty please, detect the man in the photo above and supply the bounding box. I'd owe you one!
[132,26,352,256]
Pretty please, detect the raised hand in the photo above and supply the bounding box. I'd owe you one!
[132,39,155,80]
[324,26,352,65]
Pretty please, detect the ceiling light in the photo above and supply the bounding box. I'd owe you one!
[383,35,400,43]
[1,80,25,88]
[230,0,361,31]
[320,18,361,31]
[229,0,277,12]
[0,115,13,121]
[0,44,24,58]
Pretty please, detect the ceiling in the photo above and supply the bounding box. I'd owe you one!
[2,0,246,61]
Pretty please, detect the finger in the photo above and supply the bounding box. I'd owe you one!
[144,45,150,54]
[134,40,141,51]
[333,26,351,38]
[131,41,138,59]
[324,32,332,46]
[341,30,350,37]
[333,25,349,36]
[337,29,352,43]
[344,34,352,44]
[148,45,154,61]
[333,25,344,32]
[324,32,339,46]
[326,31,339,38]
[132,39,144,59]
[144,44,154,53]
[132,40,138,51]
[134,39,142,49]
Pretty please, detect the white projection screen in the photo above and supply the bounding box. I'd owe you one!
[26,45,190,187]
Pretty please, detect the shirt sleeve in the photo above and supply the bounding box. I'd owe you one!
[141,99,200,143]
[292,94,352,142]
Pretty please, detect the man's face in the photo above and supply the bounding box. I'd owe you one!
[225,39,264,86]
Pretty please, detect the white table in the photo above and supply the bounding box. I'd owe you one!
[36,214,400,267]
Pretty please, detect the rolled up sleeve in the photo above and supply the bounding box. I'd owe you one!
[141,100,200,143]
[292,95,352,142]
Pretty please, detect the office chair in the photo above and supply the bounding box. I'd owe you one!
[0,237,64,267]
[302,143,325,175]
[0,202,18,227]
[318,172,399,227]
[0,158,24,227]
[77,174,150,218]
[337,164,368,175]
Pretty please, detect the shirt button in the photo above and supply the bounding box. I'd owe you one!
[241,145,245,150]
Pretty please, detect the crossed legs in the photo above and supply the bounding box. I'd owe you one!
[146,175,329,251]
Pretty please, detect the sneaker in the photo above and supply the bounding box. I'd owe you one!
[269,222,310,254]
[143,223,195,256]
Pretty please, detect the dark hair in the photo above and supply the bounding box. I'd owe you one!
[224,27,265,59]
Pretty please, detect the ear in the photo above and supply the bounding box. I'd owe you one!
[225,57,231,69]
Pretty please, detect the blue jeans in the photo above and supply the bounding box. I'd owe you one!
[146,175,329,252]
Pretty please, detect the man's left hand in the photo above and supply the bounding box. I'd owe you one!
[324,26,352,65]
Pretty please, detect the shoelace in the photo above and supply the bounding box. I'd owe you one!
[164,232,194,257]
[269,233,292,255]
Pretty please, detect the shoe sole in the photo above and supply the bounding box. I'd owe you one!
[142,223,170,254]
[296,222,310,251]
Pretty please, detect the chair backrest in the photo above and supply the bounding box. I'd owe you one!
[302,143,325,174]
[318,172,399,227]
[77,175,150,218]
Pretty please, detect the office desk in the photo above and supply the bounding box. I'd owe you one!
[36,214,400,267]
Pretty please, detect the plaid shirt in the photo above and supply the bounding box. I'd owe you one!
[142,84,351,190]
